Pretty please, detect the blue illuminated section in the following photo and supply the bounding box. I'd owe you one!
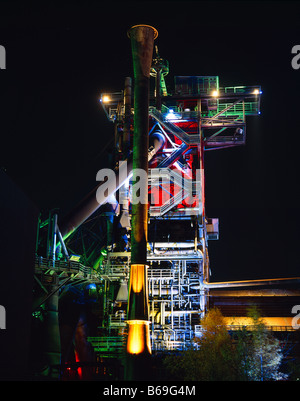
[87,283,97,290]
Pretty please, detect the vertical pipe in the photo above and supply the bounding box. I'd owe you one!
[126,24,157,380]
[155,69,162,111]
[123,77,132,159]
[56,226,69,261]
[199,122,205,219]
[46,211,52,259]
[198,113,209,318]
[43,273,61,377]
[52,213,58,263]
[128,24,157,266]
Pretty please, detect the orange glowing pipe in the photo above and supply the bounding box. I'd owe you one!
[126,264,151,355]
[126,320,151,355]
[127,264,149,322]
[131,264,146,293]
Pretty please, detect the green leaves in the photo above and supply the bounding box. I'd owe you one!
[163,307,287,381]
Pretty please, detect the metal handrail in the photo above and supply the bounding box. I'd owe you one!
[35,256,90,273]
[226,325,297,332]
[194,324,297,333]
[148,269,177,279]
[88,336,126,353]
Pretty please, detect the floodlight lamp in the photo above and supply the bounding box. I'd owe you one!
[165,109,175,120]
[101,248,108,256]
[102,95,111,103]
[211,90,219,97]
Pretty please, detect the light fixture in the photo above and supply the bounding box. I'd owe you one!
[166,109,182,121]
[211,90,219,97]
[253,89,260,95]
[101,95,111,103]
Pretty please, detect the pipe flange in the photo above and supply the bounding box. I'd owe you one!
[127,24,158,39]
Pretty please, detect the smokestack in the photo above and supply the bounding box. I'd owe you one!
[126,24,157,380]
[128,24,158,265]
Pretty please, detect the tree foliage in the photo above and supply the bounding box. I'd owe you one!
[234,307,287,381]
[163,307,287,381]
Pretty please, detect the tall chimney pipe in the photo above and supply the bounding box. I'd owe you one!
[128,24,158,266]
[126,24,157,380]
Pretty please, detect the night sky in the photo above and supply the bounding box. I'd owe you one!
[1,1,300,282]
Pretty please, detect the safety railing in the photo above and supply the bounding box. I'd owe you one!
[194,324,297,334]
[222,85,261,95]
[109,314,127,327]
[227,325,297,332]
[206,135,245,144]
[148,269,177,279]
[35,256,92,275]
[88,336,126,354]
[99,265,129,278]
[217,101,259,117]
[152,339,193,351]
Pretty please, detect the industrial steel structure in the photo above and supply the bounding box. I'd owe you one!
[33,26,300,380]
[97,25,262,354]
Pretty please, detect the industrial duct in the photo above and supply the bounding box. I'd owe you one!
[59,132,164,240]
